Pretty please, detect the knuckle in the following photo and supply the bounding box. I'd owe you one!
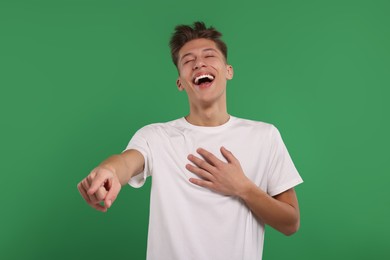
[194,168,204,176]
[199,170,209,178]
[214,161,223,169]
[87,174,94,183]
[90,170,97,178]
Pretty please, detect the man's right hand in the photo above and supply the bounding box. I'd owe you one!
[77,167,122,212]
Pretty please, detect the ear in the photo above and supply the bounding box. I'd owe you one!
[176,78,184,91]
[226,65,234,80]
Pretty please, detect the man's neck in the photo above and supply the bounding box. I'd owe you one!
[185,104,230,127]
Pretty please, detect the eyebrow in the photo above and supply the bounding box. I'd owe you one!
[180,48,218,62]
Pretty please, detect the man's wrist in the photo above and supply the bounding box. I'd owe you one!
[235,178,257,201]
[98,160,118,178]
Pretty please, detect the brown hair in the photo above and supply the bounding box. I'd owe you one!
[169,21,228,68]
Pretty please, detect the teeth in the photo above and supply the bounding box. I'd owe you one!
[194,74,214,84]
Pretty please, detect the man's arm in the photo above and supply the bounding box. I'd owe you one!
[186,146,300,236]
[238,185,300,236]
[77,149,145,212]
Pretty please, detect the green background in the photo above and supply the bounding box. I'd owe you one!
[1,0,389,259]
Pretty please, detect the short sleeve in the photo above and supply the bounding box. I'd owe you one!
[267,126,303,196]
[123,126,153,188]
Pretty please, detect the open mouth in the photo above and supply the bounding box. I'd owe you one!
[193,74,215,87]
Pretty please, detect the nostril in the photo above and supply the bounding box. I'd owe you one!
[193,60,206,70]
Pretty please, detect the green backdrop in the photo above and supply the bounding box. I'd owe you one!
[1,0,389,259]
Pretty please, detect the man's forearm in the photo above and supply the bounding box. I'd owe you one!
[238,184,300,236]
[98,149,145,186]
[185,146,301,235]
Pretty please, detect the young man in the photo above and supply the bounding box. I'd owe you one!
[78,21,303,260]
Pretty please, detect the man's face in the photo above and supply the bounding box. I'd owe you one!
[176,38,233,106]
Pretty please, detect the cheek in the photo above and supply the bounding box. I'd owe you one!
[179,67,191,77]
[178,75,192,86]
[210,60,226,71]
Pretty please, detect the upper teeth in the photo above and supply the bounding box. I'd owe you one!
[194,74,214,84]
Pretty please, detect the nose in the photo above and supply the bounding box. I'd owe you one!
[193,58,206,70]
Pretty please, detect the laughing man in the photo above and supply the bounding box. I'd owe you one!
[78,21,303,260]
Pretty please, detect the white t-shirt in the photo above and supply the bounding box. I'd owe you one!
[125,116,303,260]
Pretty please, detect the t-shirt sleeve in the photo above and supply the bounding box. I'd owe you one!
[266,125,303,196]
[123,126,153,188]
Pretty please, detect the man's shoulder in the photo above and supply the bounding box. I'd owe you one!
[142,117,182,128]
[232,116,276,131]
[133,118,184,134]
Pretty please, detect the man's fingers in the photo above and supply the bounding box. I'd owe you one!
[87,169,113,195]
[78,182,92,204]
[186,163,215,181]
[90,202,108,212]
[188,154,215,173]
[189,177,213,189]
[104,180,121,208]
[82,172,107,204]
[220,146,237,164]
[78,168,120,212]
[95,186,108,201]
[81,178,100,203]
[78,181,107,212]
[196,148,222,166]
